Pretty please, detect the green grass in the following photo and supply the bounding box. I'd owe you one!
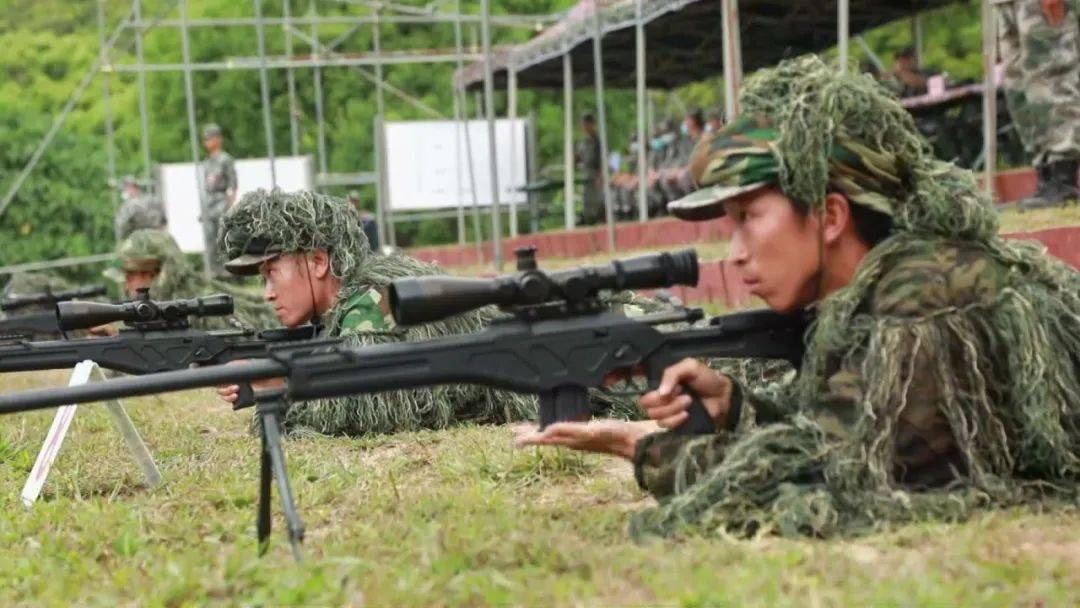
[1,370,1077,606]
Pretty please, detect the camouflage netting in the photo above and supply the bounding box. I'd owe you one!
[109,229,277,330]
[629,55,1080,539]
[219,189,536,436]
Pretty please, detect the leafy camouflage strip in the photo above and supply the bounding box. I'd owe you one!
[628,55,1080,539]
[997,0,1080,163]
[108,229,277,330]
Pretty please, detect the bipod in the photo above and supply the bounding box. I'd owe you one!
[253,387,305,562]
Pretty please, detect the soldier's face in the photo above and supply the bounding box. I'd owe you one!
[723,187,825,313]
[203,135,222,153]
[259,255,316,327]
[125,269,160,297]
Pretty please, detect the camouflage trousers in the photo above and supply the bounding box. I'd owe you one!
[996,0,1080,163]
[201,196,227,277]
[582,177,606,225]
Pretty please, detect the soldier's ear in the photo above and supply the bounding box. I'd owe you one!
[821,192,853,245]
[311,249,333,279]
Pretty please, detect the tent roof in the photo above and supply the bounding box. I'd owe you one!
[456,0,956,91]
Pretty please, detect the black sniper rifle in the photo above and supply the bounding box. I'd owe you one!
[0,287,335,405]
[1,284,108,313]
[0,247,810,560]
[0,284,110,339]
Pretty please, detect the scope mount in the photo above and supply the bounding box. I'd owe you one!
[501,246,607,322]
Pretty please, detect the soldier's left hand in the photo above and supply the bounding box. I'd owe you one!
[513,419,658,459]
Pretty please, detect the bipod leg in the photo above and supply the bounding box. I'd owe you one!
[255,389,305,562]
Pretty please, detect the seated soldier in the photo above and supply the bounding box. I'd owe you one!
[518,55,1080,538]
[214,189,535,436]
[101,229,275,331]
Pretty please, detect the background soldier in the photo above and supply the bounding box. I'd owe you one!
[201,123,238,277]
[102,229,275,331]
[114,175,166,240]
[576,112,604,225]
[348,189,380,252]
[997,0,1080,208]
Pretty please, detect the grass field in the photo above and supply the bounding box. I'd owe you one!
[1,207,1078,606]
[1,372,1077,606]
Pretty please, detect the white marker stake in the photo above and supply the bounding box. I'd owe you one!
[21,360,163,508]
[21,360,96,507]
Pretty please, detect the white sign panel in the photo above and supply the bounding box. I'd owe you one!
[384,119,528,212]
[158,156,313,253]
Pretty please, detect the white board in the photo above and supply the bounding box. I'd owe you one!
[158,156,314,253]
[384,119,528,212]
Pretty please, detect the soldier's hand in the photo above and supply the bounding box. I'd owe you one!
[1042,0,1066,27]
[88,323,119,337]
[513,419,658,460]
[639,358,734,430]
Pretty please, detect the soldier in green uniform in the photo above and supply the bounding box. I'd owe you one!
[201,123,238,277]
[519,55,1080,538]
[102,229,275,331]
[576,113,604,225]
[997,0,1080,207]
[114,175,166,240]
[213,188,535,436]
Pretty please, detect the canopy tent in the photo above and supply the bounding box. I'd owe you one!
[456,0,957,91]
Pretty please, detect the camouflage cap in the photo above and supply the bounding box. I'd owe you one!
[668,113,904,221]
[202,123,222,139]
[104,229,177,283]
[220,189,371,280]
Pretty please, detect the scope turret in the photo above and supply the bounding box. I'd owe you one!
[389,248,698,325]
[56,288,234,331]
[1,284,108,312]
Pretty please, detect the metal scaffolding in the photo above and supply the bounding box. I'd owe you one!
[1,0,561,275]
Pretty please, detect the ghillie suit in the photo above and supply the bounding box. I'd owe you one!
[219,189,536,436]
[104,229,276,330]
[636,55,1080,539]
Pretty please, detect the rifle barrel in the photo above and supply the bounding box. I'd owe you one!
[0,358,285,414]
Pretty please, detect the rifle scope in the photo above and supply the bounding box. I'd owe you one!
[390,247,698,325]
[56,289,234,331]
[1,285,108,312]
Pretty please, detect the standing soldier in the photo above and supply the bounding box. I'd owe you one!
[348,189,380,252]
[997,0,1080,208]
[114,175,166,240]
[201,123,238,277]
[576,112,604,225]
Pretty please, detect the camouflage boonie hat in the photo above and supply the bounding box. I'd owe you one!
[202,123,222,139]
[669,113,906,221]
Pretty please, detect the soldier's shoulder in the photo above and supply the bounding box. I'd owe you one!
[334,287,394,334]
[869,239,1009,317]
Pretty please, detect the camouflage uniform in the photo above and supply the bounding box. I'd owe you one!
[996,0,1080,205]
[104,229,276,331]
[1,273,72,315]
[115,191,167,240]
[201,124,238,277]
[219,189,536,436]
[996,0,1080,164]
[577,131,604,225]
[640,55,1080,539]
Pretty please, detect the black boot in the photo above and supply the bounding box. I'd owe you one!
[1048,158,1080,205]
[1018,163,1056,211]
